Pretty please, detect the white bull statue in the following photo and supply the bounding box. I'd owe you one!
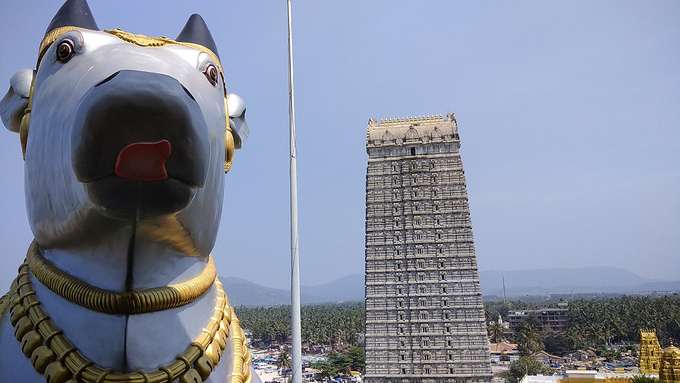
[0,1,257,382]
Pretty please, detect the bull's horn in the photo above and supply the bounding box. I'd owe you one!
[176,14,220,59]
[45,0,99,35]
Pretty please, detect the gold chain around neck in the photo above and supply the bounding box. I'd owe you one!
[26,241,216,315]
[5,257,253,383]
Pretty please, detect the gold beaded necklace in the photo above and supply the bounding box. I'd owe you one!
[1,243,254,383]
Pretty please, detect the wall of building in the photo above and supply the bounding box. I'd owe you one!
[364,114,492,383]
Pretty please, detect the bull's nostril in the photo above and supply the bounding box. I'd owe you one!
[95,71,121,87]
[182,85,196,101]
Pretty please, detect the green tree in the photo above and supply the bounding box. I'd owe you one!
[311,353,350,379]
[278,347,292,371]
[568,295,680,348]
[484,301,538,325]
[235,295,680,354]
[505,356,553,383]
[563,326,586,351]
[544,334,575,356]
[515,318,544,356]
[488,321,505,344]
[524,312,543,332]
[236,302,365,347]
[344,346,365,372]
[630,377,664,383]
[311,347,366,379]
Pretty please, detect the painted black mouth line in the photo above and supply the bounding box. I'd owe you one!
[84,173,197,188]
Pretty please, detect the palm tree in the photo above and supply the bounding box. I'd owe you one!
[278,347,292,381]
[564,326,585,350]
[488,321,505,344]
[516,322,544,355]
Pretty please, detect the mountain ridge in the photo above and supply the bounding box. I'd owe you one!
[221,266,679,306]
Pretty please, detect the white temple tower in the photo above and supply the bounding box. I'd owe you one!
[364,114,492,383]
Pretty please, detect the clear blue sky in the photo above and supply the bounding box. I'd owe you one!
[0,1,678,290]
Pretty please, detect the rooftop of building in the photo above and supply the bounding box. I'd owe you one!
[489,341,519,353]
[520,370,656,383]
[365,112,459,148]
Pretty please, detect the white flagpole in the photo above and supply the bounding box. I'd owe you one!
[287,1,302,383]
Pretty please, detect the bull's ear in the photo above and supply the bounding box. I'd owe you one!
[176,14,220,59]
[45,0,99,35]
[0,69,34,133]
[227,93,249,149]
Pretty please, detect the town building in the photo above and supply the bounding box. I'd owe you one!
[364,114,492,383]
[507,302,569,334]
[532,350,567,366]
[520,370,641,383]
[489,342,520,363]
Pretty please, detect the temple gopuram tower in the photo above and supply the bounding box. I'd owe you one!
[639,329,663,374]
[364,114,492,383]
[660,343,680,383]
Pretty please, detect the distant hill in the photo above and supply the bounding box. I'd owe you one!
[478,267,680,296]
[300,274,364,303]
[221,277,324,307]
[222,267,679,306]
[221,275,364,307]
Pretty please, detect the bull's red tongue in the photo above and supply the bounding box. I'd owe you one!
[115,140,171,181]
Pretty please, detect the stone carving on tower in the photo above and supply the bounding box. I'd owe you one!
[364,114,492,383]
[0,1,254,382]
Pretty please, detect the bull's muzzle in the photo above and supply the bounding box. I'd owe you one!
[71,70,211,220]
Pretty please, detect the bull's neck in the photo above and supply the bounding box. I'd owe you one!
[24,227,218,372]
[38,223,209,293]
[15,238,224,380]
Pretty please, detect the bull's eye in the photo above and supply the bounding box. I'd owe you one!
[204,64,218,86]
[56,39,75,63]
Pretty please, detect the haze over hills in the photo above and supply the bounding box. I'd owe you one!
[222,267,679,307]
[480,267,680,296]
[221,275,365,307]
